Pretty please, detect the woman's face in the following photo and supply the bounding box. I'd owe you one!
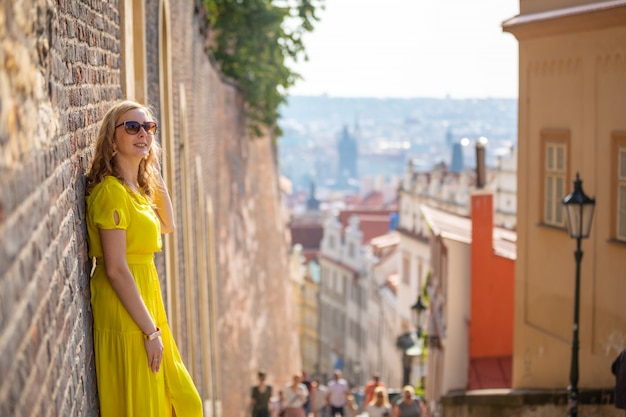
[376,392,384,404]
[113,108,154,162]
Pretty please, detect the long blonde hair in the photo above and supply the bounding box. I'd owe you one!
[85,100,162,199]
[370,386,390,407]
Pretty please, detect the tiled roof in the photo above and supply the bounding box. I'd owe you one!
[369,231,400,262]
[290,224,324,250]
[420,205,472,244]
[420,204,517,258]
[370,231,400,248]
[493,228,516,260]
[338,209,396,244]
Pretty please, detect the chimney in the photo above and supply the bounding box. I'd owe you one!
[475,137,488,188]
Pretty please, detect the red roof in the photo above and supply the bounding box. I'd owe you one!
[290,223,324,250]
[338,209,395,244]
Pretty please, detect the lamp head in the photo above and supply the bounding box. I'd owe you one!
[562,172,595,239]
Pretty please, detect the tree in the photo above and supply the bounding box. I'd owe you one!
[203,0,323,139]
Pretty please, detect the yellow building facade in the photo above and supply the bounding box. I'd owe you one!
[504,0,626,390]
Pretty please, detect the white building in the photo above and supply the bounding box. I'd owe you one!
[318,211,401,388]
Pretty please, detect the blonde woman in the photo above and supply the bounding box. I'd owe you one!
[344,394,359,417]
[366,386,391,417]
[393,386,426,417]
[85,100,202,416]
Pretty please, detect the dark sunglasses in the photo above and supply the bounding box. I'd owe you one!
[115,120,158,135]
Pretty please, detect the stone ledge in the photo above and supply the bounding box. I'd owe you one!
[442,387,615,406]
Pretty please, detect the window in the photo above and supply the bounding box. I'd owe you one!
[612,132,626,242]
[541,130,569,227]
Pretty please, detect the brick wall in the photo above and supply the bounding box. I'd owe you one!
[0,1,122,416]
[166,2,302,415]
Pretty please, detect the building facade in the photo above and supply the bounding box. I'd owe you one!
[504,0,626,393]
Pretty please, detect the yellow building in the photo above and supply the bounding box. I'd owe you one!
[290,244,320,376]
[504,0,626,393]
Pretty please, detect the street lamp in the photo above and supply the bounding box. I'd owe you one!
[561,172,595,417]
[411,295,428,391]
[411,295,427,337]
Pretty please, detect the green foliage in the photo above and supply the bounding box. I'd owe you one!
[422,270,430,303]
[203,0,323,138]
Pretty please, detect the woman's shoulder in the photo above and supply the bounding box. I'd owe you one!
[89,176,126,196]
[86,177,130,211]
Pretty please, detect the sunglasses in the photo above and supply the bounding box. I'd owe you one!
[115,120,158,135]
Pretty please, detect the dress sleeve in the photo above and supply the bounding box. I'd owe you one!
[89,181,130,230]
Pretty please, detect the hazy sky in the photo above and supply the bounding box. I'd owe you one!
[288,0,520,99]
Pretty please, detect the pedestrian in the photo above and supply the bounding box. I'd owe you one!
[612,348,626,412]
[272,390,285,417]
[282,373,309,417]
[302,371,313,416]
[311,378,329,417]
[250,371,273,417]
[366,386,392,417]
[85,99,202,416]
[327,369,350,416]
[393,385,426,417]
[344,394,359,417]
[363,373,385,406]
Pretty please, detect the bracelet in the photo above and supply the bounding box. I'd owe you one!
[145,327,162,341]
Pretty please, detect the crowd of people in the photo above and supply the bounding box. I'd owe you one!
[249,370,428,417]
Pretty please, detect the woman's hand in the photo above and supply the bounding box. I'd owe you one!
[144,336,164,372]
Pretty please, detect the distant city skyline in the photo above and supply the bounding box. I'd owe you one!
[288,0,520,99]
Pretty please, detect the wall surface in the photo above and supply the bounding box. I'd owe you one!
[0,0,121,415]
[506,0,626,393]
[470,193,514,359]
[442,388,619,417]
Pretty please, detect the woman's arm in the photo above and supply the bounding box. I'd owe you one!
[153,173,175,234]
[100,227,164,372]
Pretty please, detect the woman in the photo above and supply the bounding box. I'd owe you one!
[393,386,425,417]
[366,386,392,417]
[281,373,309,417]
[250,371,273,417]
[344,394,359,417]
[85,100,202,416]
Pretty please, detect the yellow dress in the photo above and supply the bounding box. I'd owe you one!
[86,176,202,417]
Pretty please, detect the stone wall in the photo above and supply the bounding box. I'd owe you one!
[0,1,300,416]
[0,1,121,416]
[165,1,302,414]
[441,389,621,417]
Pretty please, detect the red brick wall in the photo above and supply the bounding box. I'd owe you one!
[0,1,122,415]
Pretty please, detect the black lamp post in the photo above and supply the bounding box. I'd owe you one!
[561,172,595,417]
[411,295,427,337]
[411,295,428,390]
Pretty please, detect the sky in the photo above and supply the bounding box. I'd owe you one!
[288,0,520,99]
